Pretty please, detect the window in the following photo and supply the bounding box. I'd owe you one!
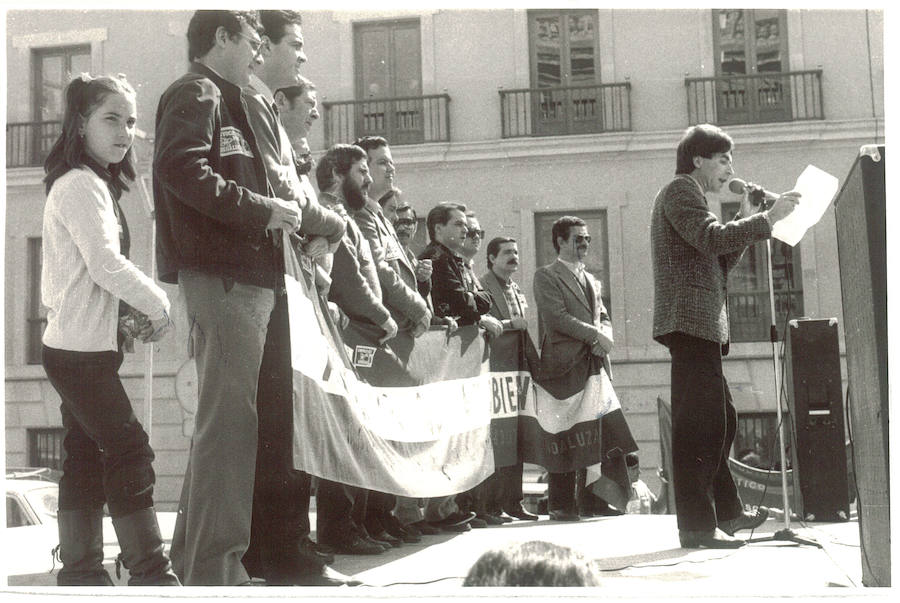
[354,19,423,144]
[27,238,48,365]
[722,203,803,342]
[28,428,66,470]
[30,45,91,163]
[534,210,610,313]
[713,9,790,124]
[734,411,793,470]
[7,496,33,528]
[528,9,603,136]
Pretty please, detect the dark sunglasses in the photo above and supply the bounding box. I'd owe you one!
[465,229,485,239]
[395,218,416,226]
[574,235,592,244]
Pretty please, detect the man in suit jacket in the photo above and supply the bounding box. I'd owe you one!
[350,137,431,547]
[650,124,798,549]
[481,237,539,522]
[350,138,431,336]
[532,216,613,522]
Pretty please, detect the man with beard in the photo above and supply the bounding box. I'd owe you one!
[350,138,431,546]
[241,10,350,586]
[313,144,398,555]
[532,216,613,522]
[480,237,540,522]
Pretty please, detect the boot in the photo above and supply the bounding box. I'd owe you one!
[55,508,115,586]
[111,507,181,586]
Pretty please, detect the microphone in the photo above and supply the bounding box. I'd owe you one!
[728,178,778,207]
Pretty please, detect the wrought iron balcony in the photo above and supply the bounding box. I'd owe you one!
[322,94,451,147]
[7,121,61,168]
[499,82,631,138]
[685,70,823,126]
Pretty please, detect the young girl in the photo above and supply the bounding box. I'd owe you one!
[41,73,179,586]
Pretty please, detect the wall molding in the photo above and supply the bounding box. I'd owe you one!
[12,27,107,49]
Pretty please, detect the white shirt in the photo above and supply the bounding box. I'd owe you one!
[41,168,169,351]
[557,257,586,285]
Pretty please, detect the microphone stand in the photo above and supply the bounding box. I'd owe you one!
[753,196,820,549]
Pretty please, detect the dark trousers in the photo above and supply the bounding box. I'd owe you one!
[495,462,526,514]
[247,290,312,557]
[365,490,396,532]
[316,480,368,545]
[457,482,487,516]
[668,332,743,532]
[474,462,525,516]
[42,345,155,517]
[548,468,587,514]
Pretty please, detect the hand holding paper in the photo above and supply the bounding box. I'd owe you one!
[764,190,801,223]
[770,165,840,246]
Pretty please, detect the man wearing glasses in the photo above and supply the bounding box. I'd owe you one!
[532,216,614,522]
[154,11,303,585]
[455,211,504,527]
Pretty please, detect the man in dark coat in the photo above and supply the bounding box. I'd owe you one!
[154,10,303,586]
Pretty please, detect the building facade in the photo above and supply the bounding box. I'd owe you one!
[5,8,884,508]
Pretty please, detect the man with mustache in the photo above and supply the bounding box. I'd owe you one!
[532,216,613,522]
[314,144,399,556]
[392,203,418,250]
[480,237,539,522]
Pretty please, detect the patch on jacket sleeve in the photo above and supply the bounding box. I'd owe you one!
[220,126,255,158]
[353,345,377,368]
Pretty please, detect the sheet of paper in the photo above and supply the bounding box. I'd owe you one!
[771,164,839,246]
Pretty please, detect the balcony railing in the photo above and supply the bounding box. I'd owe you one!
[7,121,61,168]
[499,82,631,138]
[728,289,804,343]
[322,94,451,147]
[686,70,823,126]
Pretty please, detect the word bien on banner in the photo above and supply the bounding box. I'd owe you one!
[283,238,636,500]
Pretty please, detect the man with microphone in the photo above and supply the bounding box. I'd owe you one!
[650,124,799,549]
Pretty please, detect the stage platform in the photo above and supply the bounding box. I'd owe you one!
[7,509,886,599]
[335,513,869,594]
